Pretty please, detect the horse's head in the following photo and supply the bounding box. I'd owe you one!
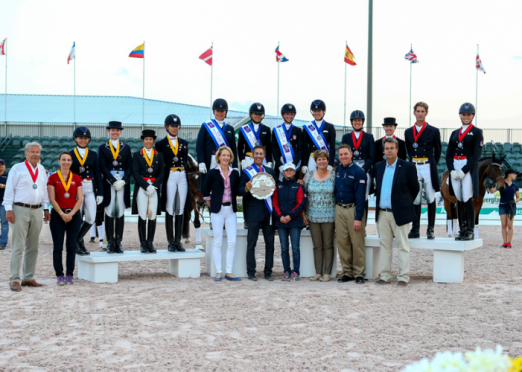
[488,156,505,192]
[186,154,206,208]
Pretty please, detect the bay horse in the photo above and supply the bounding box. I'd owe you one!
[440,156,505,237]
[181,154,206,248]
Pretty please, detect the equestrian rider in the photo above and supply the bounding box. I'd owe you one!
[98,121,132,254]
[446,103,484,241]
[404,102,442,240]
[271,103,303,181]
[373,117,407,167]
[132,129,165,254]
[156,114,191,252]
[301,100,336,174]
[238,102,273,170]
[69,126,103,256]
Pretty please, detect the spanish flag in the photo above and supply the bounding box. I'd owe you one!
[129,43,144,58]
[344,43,356,66]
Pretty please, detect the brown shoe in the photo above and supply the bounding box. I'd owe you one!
[21,280,44,287]
[10,282,22,292]
[376,279,391,285]
[397,281,408,287]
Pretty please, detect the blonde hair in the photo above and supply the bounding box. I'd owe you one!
[314,149,330,162]
[215,146,234,164]
[414,101,429,113]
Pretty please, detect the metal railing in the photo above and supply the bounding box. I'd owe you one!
[0,133,12,151]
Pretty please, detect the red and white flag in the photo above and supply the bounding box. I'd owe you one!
[0,39,5,56]
[199,46,213,66]
[476,53,486,74]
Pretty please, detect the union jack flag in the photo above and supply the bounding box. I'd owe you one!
[275,46,289,62]
[404,48,419,63]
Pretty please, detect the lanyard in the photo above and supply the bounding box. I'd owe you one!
[25,160,39,184]
[74,148,88,166]
[57,170,72,193]
[459,124,474,142]
[109,141,120,161]
[167,136,179,156]
[142,148,154,167]
[413,122,427,143]
[352,131,364,151]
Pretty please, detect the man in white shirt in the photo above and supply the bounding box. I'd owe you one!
[3,142,50,292]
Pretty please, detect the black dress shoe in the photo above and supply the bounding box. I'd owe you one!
[264,274,274,281]
[426,229,435,240]
[337,275,355,283]
[408,231,420,239]
[248,274,257,281]
[75,246,86,256]
[355,277,365,284]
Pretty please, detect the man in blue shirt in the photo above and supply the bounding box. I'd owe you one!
[335,144,367,284]
[0,159,8,249]
[374,137,419,286]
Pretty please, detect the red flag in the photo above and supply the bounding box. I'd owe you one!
[0,39,5,56]
[199,46,213,66]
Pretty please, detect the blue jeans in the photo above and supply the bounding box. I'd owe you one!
[0,205,8,246]
[278,227,301,275]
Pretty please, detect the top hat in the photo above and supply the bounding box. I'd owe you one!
[382,117,398,126]
[106,121,124,130]
[141,129,157,140]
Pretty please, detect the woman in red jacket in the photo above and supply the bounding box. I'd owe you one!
[273,163,307,281]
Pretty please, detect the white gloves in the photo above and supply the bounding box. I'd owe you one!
[199,163,207,174]
[113,180,126,191]
[267,162,272,168]
[96,196,104,205]
[450,171,459,180]
[241,159,248,170]
[327,165,333,171]
[146,185,156,196]
[301,166,308,174]
[457,170,465,180]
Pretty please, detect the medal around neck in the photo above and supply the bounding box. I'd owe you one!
[250,172,276,200]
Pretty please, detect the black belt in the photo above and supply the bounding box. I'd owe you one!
[52,208,73,214]
[379,208,393,213]
[14,202,40,209]
[336,203,355,208]
[222,202,231,206]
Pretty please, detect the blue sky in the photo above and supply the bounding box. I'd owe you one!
[0,0,521,129]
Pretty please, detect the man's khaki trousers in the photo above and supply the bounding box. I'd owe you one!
[335,205,365,278]
[377,211,410,283]
[10,205,43,283]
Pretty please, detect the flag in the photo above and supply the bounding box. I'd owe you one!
[199,46,213,66]
[404,48,419,63]
[344,43,356,66]
[0,39,5,56]
[476,53,486,74]
[129,43,144,58]
[275,46,289,62]
[67,42,75,64]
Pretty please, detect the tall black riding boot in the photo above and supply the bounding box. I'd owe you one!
[174,214,186,252]
[426,202,436,240]
[147,219,157,253]
[462,199,476,241]
[166,213,176,252]
[455,201,468,241]
[114,216,125,254]
[105,216,115,254]
[138,217,148,254]
[408,204,421,239]
[75,221,93,256]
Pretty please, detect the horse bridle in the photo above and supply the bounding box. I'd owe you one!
[488,160,504,190]
[185,169,208,223]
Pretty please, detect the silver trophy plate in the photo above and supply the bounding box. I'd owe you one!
[250,172,276,200]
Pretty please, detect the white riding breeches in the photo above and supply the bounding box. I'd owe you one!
[167,170,188,216]
[137,187,158,220]
[451,159,473,202]
[105,185,126,218]
[414,163,436,204]
[307,154,317,172]
[80,181,97,224]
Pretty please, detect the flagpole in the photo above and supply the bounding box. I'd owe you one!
[344,42,347,135]
[367,0,373,134]
[277,42,280,115]
[475,44,479,126]
[409,44,412,127]
[210,42,213,119]
[74,41,76,125]
[4,37,7,135]
[143,41,145,128]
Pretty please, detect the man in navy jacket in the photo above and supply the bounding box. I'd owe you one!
[374,138,419,286]
[238,145,277,281]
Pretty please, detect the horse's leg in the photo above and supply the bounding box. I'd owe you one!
[474,198,482,239]
[444,199,453,236]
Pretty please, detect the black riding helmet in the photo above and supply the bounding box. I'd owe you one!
[281,103,296,115]
[249,102,265,123]
[73,126,91,148]
[164,114,181,131]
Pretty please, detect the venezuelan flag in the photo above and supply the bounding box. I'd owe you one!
[129,43,144,58]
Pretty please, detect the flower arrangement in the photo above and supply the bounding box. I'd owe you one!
[402,346,522,372]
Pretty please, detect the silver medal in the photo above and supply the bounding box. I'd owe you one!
[458,142,463,149]
[148,167,153,173]
[354,150,359,156]
[413,142,418,149]
[112,160,118,166]
[79,166,85,172]
[64,192,70,198]
[32,184,38,189]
